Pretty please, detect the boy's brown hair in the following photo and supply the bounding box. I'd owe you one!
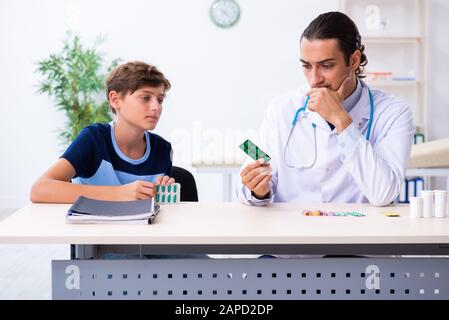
[106,61,171,114]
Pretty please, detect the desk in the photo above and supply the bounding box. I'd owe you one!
[193,162,449,202]
[1,202,449,300]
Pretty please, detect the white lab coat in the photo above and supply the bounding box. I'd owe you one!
[236,80,415,206]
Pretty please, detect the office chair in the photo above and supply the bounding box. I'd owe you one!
[169,166,199,202]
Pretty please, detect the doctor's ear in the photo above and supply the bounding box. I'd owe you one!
[350,50,362,71]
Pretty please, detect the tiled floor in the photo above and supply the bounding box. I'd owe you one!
[0,209,70,299]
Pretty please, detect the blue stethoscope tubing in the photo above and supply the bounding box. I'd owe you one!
[284,86,374,169]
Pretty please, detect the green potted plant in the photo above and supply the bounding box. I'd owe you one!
[36,33,120,146]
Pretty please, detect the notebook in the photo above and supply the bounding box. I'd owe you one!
[66,196,160,224]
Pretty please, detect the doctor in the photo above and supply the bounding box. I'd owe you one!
[237,11,415,206]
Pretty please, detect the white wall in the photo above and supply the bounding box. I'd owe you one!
[427,0,449,190]
[1,0,448,210]
[0,0,340,209]
[428,0,449,140]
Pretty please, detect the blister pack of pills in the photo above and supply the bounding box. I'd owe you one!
[239,139,271,162]
[303,210,365,217]
[156,183,181,204]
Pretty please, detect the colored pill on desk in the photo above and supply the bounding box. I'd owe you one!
[384,212,400,217]
[168,195,171,203]
[173,195,177,203]
[162,195,165,203]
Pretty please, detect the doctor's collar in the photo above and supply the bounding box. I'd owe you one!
[343,78,362,114]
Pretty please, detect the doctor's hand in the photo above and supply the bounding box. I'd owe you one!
[305,75,354,133]
[240,159,272,199]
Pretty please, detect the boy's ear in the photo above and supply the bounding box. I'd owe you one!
[108,91,121,112]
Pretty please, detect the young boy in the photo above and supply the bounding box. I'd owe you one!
[30,61,175,203]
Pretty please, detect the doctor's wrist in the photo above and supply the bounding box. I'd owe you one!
[251,190,270,200]
[335,113,353,134]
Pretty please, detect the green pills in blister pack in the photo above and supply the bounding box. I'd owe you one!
[156,183,181,204]
[239,139,271,162]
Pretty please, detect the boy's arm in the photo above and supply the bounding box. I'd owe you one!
[30,158,157,203]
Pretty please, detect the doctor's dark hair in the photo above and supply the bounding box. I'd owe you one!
[301,11,368,78]
[106,61,171,114]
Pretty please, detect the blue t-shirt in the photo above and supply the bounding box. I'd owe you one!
[62,123,172,185]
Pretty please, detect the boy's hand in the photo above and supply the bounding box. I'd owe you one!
[240,159,272,199]
[119,180,157,200]
[156,175,175,186]
[117,176,175,200]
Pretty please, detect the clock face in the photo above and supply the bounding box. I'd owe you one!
[210,0,240,28]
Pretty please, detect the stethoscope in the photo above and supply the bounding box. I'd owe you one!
[284,86,374,169]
